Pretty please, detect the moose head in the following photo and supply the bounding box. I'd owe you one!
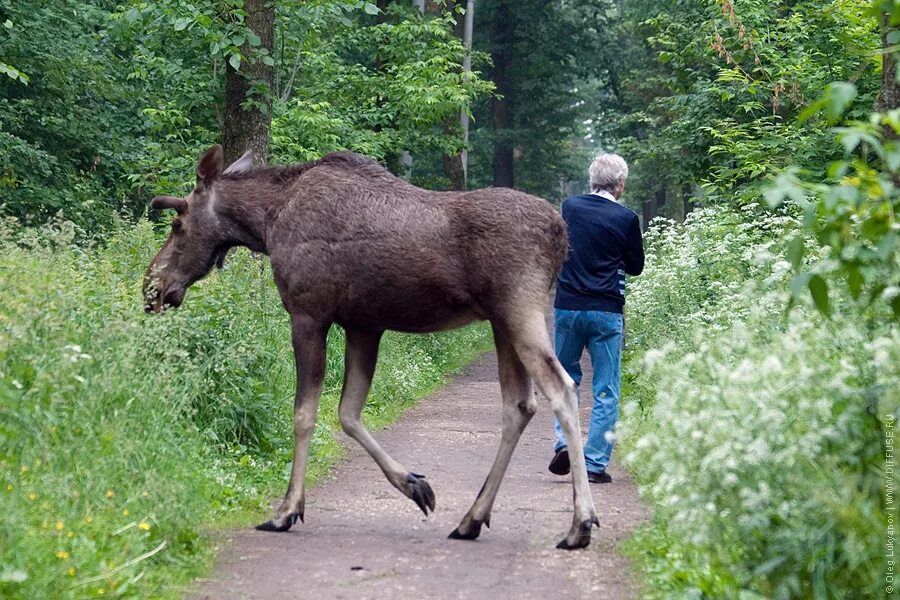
[143,145,254,313]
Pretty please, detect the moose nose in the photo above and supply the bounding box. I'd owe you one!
[143,278,166,314]
[162,287,185,309]
[144,289,162,314]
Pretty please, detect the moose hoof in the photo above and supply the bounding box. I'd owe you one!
[448,520,483,541]
[407,473,435,516]
[555,518,597,550]
[255,512,300,533]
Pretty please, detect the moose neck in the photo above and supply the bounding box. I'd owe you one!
[213,178,285,254]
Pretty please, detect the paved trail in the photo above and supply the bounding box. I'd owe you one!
[194,351,645,600]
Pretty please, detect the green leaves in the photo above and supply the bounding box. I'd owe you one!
[0,18,27,84]
[799,82,857,125]
[764,172,810,208]
[807,274,831,316]
[835,126,880,155]
[609,0,877,212]
[271,3,492,166]
[786,235,805,267]
[0,61,28,84]
[363,2,379,15]
[768,106,900,320]
[789,272,831,319]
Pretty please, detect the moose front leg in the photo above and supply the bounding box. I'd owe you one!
[256,316,329,532]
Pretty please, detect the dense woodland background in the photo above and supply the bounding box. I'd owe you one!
[1,1,899,598]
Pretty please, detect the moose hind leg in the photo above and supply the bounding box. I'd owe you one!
[257,316,328,532]
[339,329,436,516]
[450,324,535,541]
[507,310,599,550]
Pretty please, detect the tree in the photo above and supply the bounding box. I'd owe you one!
[876,1,900,115]
[604,0,877,221]
[0,0,148,229]
[0,0,491,231]
[488,0,513,187]
[222,0,275,165]
[441,0,473,191]
[467,0,617,196]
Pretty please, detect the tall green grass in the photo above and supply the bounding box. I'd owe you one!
[0,219,492,598]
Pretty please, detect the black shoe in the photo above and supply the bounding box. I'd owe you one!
[587,471,612,484]
[548,448,570,475]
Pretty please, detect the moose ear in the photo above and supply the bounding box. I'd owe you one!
[196,144,225,187]
[224,149,254,175]
[150,195,187,214]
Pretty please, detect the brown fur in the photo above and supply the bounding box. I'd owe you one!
[144,145,600,549]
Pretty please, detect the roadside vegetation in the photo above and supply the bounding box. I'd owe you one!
[610,1,898,597]
[0,219,491,598]
[620,206,894,598]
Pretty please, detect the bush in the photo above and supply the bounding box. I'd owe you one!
[621,206,897,598]
[0,218,492,598]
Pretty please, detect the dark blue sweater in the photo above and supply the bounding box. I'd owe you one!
[554,194,645,313]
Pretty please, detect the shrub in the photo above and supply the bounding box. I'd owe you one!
[621,206,896,598]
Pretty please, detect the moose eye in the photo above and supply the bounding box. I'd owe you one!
[172,219,183,231]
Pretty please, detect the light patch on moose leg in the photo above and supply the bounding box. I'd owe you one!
[257,317,328,532]
[507,311,599,550]
[548,376,599,549]
[450,325,535,541]
[338,329,436,516]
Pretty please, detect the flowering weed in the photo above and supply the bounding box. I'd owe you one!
[621,206,896,598]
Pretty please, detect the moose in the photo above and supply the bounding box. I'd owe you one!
[143,145,600,549]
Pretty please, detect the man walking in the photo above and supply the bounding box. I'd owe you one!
[548,154,644,483]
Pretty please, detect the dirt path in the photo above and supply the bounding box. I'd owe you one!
[193,351,646,600]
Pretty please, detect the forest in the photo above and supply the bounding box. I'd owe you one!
[1,0,898,598]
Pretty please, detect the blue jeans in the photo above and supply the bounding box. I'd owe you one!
[552,309,623,474]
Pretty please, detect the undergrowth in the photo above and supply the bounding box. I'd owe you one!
[0,218,492,598]
[619,206,897,599]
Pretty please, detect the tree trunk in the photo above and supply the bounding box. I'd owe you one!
[681,183,695,220]
[642,196,657,231]
[222,0,275,166]
[442,0,471,190]
[490,0,514,188]
[459,0,474,188]
[442,143,466,190]
[655,186,666,211]
[376,0,392,23]
[876,12,900,113]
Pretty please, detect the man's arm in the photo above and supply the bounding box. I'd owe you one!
[623,214,644,276]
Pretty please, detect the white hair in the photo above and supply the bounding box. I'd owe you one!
[589,153,629,193]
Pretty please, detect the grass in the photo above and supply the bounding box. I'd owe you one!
[0,218,493,598]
